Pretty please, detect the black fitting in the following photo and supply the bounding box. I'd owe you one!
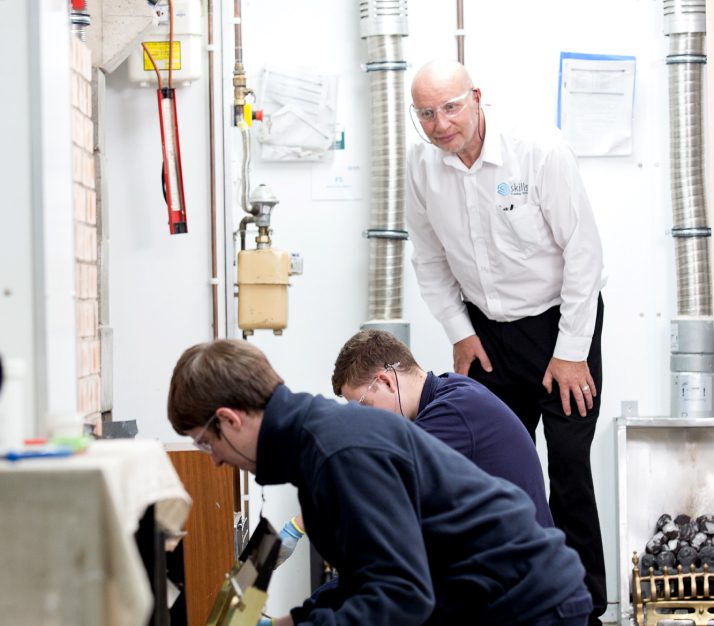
[666,54,707,65]
[362,229,409,241]
[671,227,711,238]
[364,61,408,72]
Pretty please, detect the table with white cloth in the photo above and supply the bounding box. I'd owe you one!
[0,439,192,626]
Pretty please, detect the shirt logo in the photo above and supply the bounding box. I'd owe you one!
[497,181,529,196]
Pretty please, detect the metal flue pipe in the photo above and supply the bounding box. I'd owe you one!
[664,0,714,417]
[665,0,710,316]
[360,0,410,343]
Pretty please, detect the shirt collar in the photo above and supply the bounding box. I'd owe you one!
[480,107,503,167]
[440,105,503,171]
[417,371,437,416]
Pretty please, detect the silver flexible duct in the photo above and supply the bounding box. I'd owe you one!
[360,1,409,336]
[366,35,406,320]
[664,0,713,417]
[665,2,710,316]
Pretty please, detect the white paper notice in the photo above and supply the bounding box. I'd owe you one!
[311,161,362,201]
[558,53,636,157]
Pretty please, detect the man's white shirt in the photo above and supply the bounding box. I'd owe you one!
[406,107,605,362]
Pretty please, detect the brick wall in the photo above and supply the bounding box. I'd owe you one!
[71,37,101,429]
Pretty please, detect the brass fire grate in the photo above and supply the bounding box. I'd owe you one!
[632,552,714,625]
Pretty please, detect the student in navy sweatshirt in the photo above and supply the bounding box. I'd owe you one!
[333,329,553,527]
[167,338,591,626]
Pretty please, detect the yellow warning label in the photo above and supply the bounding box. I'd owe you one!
[142,41,182,71]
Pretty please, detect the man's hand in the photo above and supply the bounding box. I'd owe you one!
[542,357,596,417]
[453,335,493,375]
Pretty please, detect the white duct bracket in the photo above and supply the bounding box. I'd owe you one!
[663,0,706,35]
[359,0,409,38]
[86,0,156,73]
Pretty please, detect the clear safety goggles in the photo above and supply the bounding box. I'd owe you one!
[411,89,475,123]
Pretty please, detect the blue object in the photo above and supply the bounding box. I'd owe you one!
[275,518,304,567]
[4,447,74,462]
[280,519,303,541]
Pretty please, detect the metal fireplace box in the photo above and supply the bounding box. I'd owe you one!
[616,416,714,625]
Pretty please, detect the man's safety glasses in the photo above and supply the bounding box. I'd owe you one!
[411,89,474,123]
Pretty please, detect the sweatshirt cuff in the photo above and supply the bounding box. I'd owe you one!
[553,333,592,362]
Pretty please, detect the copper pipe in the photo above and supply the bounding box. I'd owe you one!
[456,0,464,65]
[141,43,163,90]
[208,0,219,339]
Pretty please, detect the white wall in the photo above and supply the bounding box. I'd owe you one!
[0,1,37,430]
[36,2,78,435]
[0,0,77,442]
[103,0,679,619]
[105,53,214,440]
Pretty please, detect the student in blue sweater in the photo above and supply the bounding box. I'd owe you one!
[333,329,553,527]
[167,338,591,626]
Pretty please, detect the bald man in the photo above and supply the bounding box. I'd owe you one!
[406,59,607,625]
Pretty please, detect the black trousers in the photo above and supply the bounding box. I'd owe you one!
[465,296,606,623]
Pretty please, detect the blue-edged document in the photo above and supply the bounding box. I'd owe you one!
[557,52,636,157]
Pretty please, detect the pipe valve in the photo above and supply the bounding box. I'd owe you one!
[249,184,278,220]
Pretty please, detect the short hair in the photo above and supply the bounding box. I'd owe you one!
[332,330,420,396]
[167,339,284,435]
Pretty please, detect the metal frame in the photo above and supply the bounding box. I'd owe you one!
[616,416,714,625]
[631,552,714,625]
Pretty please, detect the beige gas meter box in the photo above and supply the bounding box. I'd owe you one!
[237,249,291,334]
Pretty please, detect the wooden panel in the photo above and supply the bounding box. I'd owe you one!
[169,450,236,626]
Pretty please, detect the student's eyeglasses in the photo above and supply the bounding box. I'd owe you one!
[357,362,402,407]
[192,414,218,454]
[411,89,475,123]
[358,376,379,405]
